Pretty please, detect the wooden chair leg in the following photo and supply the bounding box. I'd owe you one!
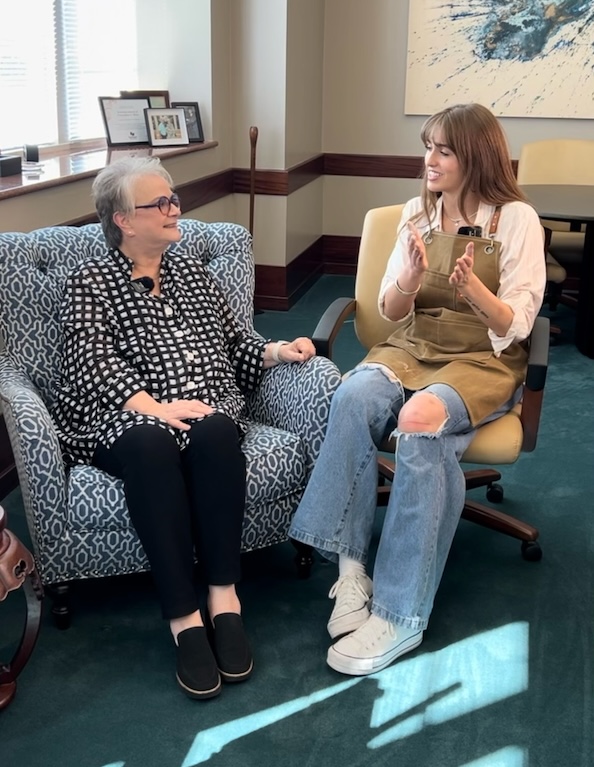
[290,539,314,579]
[48,582,71,630]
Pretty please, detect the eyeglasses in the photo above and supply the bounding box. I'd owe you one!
[134,193,181,216]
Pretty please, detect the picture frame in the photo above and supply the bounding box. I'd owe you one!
[144,108,189,147]
[98,96,150,146]
[171,102,204,143]
[120,90,170,109]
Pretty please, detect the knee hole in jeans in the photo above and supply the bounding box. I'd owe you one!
[397,392,447,434]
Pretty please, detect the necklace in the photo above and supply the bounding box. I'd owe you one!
[444,208,478,227]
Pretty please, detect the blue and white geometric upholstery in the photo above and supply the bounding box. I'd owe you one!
[0,220,341,585]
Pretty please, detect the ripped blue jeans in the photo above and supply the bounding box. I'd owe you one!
[289,366,514,630]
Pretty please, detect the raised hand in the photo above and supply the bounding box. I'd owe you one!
[449,241,475,287]
[406,222,429,276]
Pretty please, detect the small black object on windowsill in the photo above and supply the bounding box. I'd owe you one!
[0,152,22,178]
[24,144,40,163]
[21,145,44,178]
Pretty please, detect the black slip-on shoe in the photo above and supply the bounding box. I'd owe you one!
[176,627,222,700]
[211,613,254,683]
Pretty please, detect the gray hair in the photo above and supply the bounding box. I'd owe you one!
[92,156,174,249]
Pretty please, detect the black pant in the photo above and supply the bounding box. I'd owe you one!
[92,414,246,619]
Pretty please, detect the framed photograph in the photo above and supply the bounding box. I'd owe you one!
[98,96,150,146]
[144,108,189,147]
[171,102,204,143]
[120,90,170,108]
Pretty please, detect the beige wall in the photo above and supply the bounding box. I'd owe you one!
[230,0,288,169]
[285,0,325,168]
[321,0,594,236]
[2,0,593,259]
[226,0,326,267]
[283,0,325,265]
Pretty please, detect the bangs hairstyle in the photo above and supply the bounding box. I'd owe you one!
[92,156,174,249]
[418,103,526,226]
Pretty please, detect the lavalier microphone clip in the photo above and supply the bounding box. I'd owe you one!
[130,276,155,294]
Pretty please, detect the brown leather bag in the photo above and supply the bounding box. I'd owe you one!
[0,507,35,602]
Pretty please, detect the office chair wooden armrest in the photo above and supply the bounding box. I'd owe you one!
[312,297,356,358]
[521,316,550,451]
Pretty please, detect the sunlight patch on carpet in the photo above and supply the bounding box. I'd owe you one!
[367,622,529,748]
[178,622,528,765]
[459,746,526,766]
[181,678,359,766]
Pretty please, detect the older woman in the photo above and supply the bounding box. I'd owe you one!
[52,157,315,700]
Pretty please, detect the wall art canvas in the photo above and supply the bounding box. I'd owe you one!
[405,1,594,118]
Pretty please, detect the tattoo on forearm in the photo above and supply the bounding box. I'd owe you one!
[461,294,489,319]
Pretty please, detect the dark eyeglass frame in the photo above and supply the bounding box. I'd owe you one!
[134,193,181,216]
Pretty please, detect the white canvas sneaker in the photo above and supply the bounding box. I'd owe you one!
[327,614,423,675]
[327,573,373,639]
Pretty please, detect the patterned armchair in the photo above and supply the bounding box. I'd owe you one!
[0,220,341,626]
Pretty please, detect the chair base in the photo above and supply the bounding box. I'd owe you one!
[377,460,542,561]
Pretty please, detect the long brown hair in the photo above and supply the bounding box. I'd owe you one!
[418,103,526,226]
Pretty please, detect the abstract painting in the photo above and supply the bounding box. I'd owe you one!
[405,1,594,118]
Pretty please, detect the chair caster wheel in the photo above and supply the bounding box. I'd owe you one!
[521,540,542,562]
[486,483,504,503]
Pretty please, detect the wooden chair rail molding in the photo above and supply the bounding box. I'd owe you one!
[0,151,537,498]
[1,151,522,312]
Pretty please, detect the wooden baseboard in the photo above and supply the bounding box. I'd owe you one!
[322,235,360,274]
[254,234,361,310]
[255,237,324,310]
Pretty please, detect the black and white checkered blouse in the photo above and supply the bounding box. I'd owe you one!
[51,247,267,465]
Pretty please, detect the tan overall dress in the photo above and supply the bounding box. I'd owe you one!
[362,210,528,427]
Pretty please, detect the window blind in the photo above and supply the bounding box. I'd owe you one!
[0,0,138,150]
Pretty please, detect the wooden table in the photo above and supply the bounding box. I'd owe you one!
[520,184,594,359]
[0,505,43,709]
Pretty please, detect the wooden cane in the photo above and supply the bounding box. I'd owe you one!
[249,126,258,236]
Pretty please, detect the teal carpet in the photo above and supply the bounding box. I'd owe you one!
[2,276,593,767]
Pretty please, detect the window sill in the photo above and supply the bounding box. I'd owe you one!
[0,140,218,202]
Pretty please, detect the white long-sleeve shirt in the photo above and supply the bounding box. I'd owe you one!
[378,197,547,355]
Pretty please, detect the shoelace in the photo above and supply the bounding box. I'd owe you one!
[328,574,371,609]
[349,615,397,649]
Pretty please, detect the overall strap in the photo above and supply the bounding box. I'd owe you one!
[489,206,502,236]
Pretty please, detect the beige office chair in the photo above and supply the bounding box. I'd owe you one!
[517,139,594,309]
[313,204,549,561]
